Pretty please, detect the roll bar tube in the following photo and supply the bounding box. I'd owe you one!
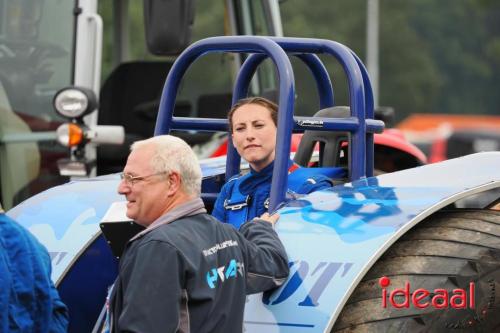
[154,36,295,211]
[154,36,384,211]
[233,53,334,109]
[232,37,383,180]
[267,37,371,180]
[229,52,335,191]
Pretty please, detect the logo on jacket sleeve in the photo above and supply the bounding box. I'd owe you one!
[206,259,245,289]
[202,240,238,256]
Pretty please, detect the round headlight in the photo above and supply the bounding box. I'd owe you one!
[53,87,97,119]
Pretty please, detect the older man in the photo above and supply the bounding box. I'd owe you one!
[109,135,289,333]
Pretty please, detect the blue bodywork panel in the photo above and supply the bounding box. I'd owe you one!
[244,152,500,332]
[8,152,500,332]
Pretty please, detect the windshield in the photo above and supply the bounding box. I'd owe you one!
[0,0,74,125]
[0,0,75,209]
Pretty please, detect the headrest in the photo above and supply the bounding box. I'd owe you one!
[294,106,350,167]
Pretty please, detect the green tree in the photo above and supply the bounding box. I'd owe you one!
[281,0,500,121]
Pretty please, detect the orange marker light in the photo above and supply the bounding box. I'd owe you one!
[56,123,84,147]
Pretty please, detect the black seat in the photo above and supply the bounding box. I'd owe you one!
[294,106,350,167]
[97,61,190,175]
[173,92,233,146]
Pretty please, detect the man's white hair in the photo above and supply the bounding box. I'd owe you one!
[131,135,202,196]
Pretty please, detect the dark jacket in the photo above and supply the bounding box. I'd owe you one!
[110,200,289,333]
[0,213,69,333]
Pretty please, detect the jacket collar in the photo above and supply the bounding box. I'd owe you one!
[130,197,206,241]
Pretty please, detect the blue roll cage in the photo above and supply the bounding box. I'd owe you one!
[154,36,384,212]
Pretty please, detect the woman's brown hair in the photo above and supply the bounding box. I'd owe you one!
[227,97,278,133]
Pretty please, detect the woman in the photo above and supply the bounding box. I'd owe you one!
[212,97,332,228]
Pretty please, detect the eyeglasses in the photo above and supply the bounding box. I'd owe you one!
[120,172,167,186]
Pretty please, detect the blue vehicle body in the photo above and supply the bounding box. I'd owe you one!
[7,36,500,332]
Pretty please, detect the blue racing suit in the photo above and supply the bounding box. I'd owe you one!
[0,212,69,333]
[212,160,335,228]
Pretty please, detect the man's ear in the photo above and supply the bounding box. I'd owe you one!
[166,171,182,196]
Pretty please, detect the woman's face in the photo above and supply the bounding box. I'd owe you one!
[231,103,277,172]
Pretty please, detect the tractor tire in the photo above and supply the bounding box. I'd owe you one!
[332,209,500,333]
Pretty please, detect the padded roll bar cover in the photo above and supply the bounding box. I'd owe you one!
[294,106,350,167]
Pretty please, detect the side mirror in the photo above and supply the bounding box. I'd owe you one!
[143,0,195,55]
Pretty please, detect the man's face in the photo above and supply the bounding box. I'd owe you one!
[117,145,171,226]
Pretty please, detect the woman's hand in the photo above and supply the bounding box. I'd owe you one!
[258,212,280,226]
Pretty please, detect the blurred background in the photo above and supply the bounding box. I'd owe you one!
[99,0,500,160]
[1,0,499,208]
